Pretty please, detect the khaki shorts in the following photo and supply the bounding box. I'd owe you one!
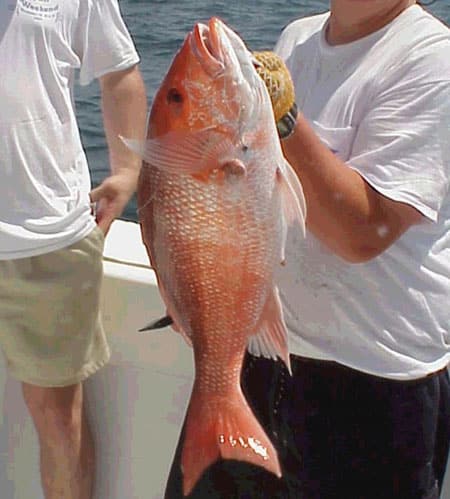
[0,226,110,387]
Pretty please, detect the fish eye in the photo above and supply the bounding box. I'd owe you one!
[167,88,183,104]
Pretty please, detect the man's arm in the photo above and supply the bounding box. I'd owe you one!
[282,116,424,263]
[254,51,425,263]
[90,64,147,234]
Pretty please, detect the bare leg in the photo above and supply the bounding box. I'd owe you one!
[22,382,95,499]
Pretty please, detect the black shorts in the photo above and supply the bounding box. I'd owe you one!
[164,354,450,499]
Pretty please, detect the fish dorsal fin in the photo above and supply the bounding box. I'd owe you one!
[121,129,236,176]
[277,159,307,236]
[247,286,291,374]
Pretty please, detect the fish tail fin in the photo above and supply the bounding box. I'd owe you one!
[181,387,281,496]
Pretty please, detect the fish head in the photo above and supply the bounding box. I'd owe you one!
[148,17,268,139]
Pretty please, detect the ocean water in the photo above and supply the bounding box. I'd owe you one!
[75,0,450,221]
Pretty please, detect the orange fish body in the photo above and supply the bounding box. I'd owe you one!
[132,18,306,496]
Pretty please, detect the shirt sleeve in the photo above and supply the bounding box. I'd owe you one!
[75,0,140,86]
[349,53,450,222]
[274,23,296,60]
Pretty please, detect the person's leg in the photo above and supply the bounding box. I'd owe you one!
[433,369,450,495]
[321,365,397,498]
[22,382,94,499]
[323,365,450,499]
[388,368,450,499]
[0,227,108,498]
[280,356,341,499]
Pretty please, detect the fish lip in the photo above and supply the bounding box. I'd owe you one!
[190,17,226,78]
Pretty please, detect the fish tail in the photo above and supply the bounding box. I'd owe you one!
[181,388,281,496]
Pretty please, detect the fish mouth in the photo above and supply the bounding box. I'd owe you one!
[191,17,226,77]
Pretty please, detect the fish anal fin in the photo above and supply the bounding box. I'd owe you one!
[181,390,281,496]
[247,286,291,373]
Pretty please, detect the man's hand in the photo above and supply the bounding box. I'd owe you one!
[253,51,298,138]
[89,172,138,235]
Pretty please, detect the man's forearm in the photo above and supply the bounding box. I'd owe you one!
[282,114,422,262]
[89,66,147,233]
[100,65,147,183]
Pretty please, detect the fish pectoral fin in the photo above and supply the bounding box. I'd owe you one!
[247,286,291,374]
[277,159,307,237]
[122,128,236,176]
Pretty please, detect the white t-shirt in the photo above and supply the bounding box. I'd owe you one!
[275,5,450,380]
[0,0,139,259]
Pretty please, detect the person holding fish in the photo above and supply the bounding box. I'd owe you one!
[0,1,146,498]
[160,0,450,498]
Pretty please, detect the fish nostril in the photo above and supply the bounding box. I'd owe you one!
[167,88,183,104]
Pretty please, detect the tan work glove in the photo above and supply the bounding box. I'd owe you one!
[253,51,298,139]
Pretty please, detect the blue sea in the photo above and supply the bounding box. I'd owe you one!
[75,0,450,221]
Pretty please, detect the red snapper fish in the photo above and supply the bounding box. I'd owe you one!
[124,17,306,496]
